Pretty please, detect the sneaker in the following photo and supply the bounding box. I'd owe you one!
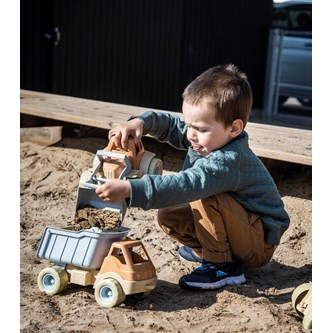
[179,258,246,290]
[179,246,204,263]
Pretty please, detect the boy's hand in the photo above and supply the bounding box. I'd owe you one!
[108,118,144,149]
[95,179,131,203]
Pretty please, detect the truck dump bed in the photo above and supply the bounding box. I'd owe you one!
[37,226,129,269]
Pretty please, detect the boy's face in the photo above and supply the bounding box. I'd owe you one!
[182,100,234,157]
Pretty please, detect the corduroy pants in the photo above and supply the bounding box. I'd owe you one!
[157,192,275,268]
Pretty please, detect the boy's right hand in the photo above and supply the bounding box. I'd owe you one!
[108,118,144,149]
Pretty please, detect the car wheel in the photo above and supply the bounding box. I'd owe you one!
[297,98,312,107]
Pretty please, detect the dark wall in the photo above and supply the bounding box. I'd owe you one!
[180,0,273,109]
[21,0,273,111]
[20,0,55,92]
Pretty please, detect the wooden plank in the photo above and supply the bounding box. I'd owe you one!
[20,90,178,129]
[20,90,312,165]
[20,126,64,146]
[245,123,312,166]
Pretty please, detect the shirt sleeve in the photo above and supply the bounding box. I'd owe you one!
[129,111,190,150]
[128,149,240,210]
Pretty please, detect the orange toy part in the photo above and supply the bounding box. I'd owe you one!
[106,137,145,170]
[99,240,156,282]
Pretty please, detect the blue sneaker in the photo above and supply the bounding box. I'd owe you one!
[179,246,204,263]
[179,258,246,290]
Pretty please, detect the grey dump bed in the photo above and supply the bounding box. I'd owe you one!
[37,226,129,269]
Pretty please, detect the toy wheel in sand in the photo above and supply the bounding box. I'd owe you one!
[94,278,126,308]
[37,266,69,295]
[291,282,312,329]
[148,158,163,175]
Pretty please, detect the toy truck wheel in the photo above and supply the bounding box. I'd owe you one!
[37,266,69,295]
[302,308,312,330]
[291,282,312,329]
[148,158,163,175]
[291,282,311,316]
[94,278,126,308]
[79,169,93,187]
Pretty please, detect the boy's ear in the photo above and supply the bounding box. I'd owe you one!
[230,119,244,137]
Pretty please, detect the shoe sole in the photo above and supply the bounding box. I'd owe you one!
[179,273,246,290]
[178,254,189,262]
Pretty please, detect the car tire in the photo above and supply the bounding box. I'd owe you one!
[297,98,312,107]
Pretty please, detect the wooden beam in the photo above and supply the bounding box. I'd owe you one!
[20,89,178,130]
[245,122,312,166]
[20,90,312,165]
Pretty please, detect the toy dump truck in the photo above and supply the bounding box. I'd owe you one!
[36,138,162,307]
[37,226,157,307]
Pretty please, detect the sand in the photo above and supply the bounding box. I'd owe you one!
[20,134,312,333]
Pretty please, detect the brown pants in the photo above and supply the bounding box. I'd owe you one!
[157,193,275,268]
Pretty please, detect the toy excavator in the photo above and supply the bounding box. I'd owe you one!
[36,138,162,307]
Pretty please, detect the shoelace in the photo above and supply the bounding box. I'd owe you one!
[195,262,216,272]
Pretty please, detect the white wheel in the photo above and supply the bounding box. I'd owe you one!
[37,266,68,295]
[92,154,100,169]
[94,278,126,308]
[291,282,312,329]
[79,169,93,187]
[291,282,311,316]
[148,158,163,175]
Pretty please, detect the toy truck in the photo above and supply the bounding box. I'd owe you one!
[37,226,157,307]
[36,138,162,307]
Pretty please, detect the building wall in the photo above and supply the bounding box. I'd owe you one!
[21,0,273,111]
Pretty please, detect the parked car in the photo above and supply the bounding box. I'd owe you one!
[272,0,312,106]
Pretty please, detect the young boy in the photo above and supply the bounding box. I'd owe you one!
[96,64,290,290]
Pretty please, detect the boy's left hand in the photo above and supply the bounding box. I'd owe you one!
[95,179,131,203]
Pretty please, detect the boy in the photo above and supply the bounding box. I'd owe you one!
[96,64,290,290]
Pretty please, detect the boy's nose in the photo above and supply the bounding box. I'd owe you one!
[187,127,196,141]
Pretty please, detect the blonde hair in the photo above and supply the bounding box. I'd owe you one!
[182,64,253,128]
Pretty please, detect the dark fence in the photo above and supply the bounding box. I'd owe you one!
[21,0,273,111]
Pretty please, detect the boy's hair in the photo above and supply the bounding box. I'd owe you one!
[182,64,253,128]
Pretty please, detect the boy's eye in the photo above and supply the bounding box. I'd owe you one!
[187,124,208,133]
